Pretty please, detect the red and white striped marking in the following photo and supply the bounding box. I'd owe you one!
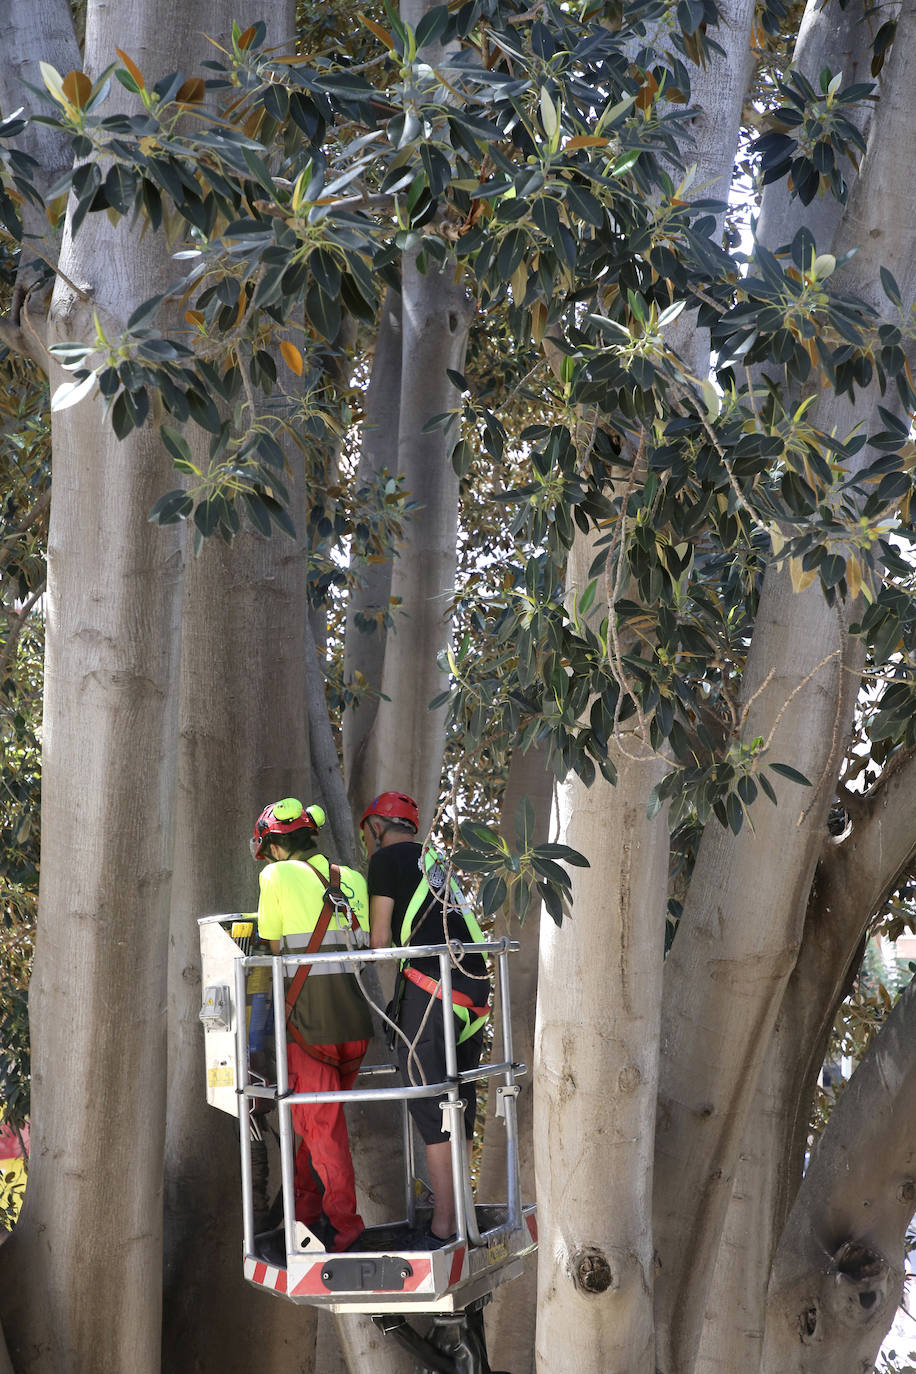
[244,1257,288,1294]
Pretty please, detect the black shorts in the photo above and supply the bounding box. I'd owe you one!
[396,980,484,1145]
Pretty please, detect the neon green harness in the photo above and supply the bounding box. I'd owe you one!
[399,848,489,1045]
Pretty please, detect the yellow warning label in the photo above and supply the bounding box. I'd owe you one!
[488,1240,509,1265]
[208,1065,234,1088]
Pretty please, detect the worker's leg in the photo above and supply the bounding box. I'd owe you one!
[292,1143,324,1227]
[397,985,485,1241]
[427,1137,474,1239]
[290,1040,368,1249]
[286,1040,327,1226]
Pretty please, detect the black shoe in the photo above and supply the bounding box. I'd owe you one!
[424,1226,458,1249]
[254,1225,287,1267]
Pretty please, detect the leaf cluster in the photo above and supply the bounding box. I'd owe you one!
[452,795,589,925]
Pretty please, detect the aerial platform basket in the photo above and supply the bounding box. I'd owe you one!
[198,917,537,1325]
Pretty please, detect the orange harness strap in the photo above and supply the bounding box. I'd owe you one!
[284,862,361,1067]
[402,965,490,1020]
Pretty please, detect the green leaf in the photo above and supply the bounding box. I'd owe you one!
[161,424,192,466]
[244,492,272,537]
[540,881,564,926]
[414,4,449,48]
[194,498,221,538]
[578,579,597,617]
[769,762,812,787]
[531,855,572,886]
[452,851,501,873]
[480,873,508,915]
[127,294,167,332]
[51,371,97,411]
[459,821,504,851]
[240,145,277,196]
[534,843,589,867]
[514,795,535,851]
[149,489,192,524]
[725,791,743,835]
[880,266,902,307]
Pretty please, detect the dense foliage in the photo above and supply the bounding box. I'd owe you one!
[2,4,911,878]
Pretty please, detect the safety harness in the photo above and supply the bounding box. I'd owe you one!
[284,860,365,1074]
[399,848,490,1045]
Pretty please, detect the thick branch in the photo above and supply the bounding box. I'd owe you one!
[342,289,402,808]
[304,611,358,866]
[695,749,916,1374]
[0,585,45,680]
[762,975,916,1373]
[653,569,859,1374]
[822,747,916,917]
[362,254,473,822]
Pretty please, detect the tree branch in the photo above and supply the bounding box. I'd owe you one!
[0,488,51,574]
[0,317,49,372]
[763,975,916,1372]
[820,745,916,929]
[0,585,44,680]
[303,611,358,867]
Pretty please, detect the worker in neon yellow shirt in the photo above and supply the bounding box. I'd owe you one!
[253,797,371,1251]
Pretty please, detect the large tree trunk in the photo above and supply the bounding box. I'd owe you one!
[0,7,199,1367]
[535,520,669,1374]
[686,7,916,1367]
[480,744,553,1373]
[535,742,668,1374]
[162,515,315,1371]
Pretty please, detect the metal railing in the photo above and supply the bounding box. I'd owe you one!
[231,938,526,1264]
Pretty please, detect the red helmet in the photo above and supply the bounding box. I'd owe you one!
[360,791,419,831]
[251,798,325,860]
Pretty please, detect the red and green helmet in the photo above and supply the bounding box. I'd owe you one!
[251,797,326,860]
[360,790,420,831]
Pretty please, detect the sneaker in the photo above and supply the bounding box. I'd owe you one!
[424,1226,457,1249]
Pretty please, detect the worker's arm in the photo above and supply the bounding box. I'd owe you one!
[269,939,282,955]
[369,894,394,949]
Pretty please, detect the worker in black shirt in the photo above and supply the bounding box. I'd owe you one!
[361,791,490,1246]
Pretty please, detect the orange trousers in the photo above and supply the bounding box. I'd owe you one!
[286,1038,368,1250]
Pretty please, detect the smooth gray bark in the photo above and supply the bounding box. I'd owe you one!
[535,741,668,1374]
[654,0,916,1357]
[0,8,193,1365]
[0,0,79,368]
[653,564,860,1374]
[536,517,669,1374]
[163,515,315,1373]
[305,609,359,865]
[480,744,553,1374]
[362,252,472,824]
[762,976,916,1373]
[342,290,402,811]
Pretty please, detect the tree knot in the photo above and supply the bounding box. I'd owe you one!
[570,1247,614,1295]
